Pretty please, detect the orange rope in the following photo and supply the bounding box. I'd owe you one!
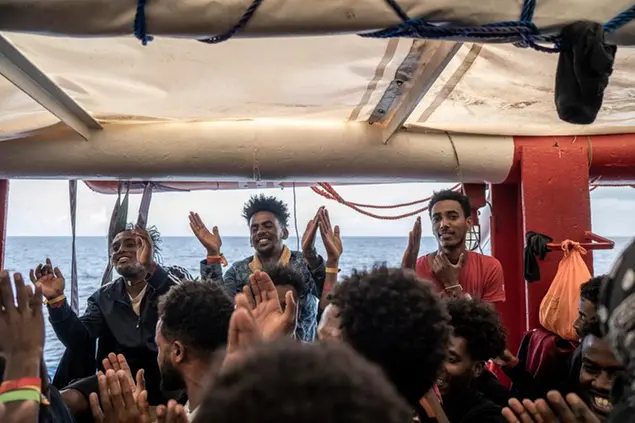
[311,183,461,220]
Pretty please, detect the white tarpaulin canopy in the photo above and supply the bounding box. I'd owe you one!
[0,30,633,181]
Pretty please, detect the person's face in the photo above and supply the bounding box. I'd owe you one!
[430,200,471,250]
[275,285,298,312]
[111,231,145,278]
[317,304,342,342]
[573,299,597,340]
[155,320,186,391]
[437,335,482,397]
[249,212,287,256]
[579,335,623,419]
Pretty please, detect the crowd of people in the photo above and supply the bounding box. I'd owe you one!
[0,189,633,423]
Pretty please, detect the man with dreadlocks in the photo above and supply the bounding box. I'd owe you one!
[30,225,184,420]
[190,194,327,341]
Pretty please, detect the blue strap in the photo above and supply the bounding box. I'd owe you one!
[68,180,79,313]
[134,0,154,45]
[136,182,154,230]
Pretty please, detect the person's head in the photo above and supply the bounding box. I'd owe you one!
[156,280,234,391]
[261,263,306,310]
[242,195,290,257]
[327,266,450,405]
[111,224,162,279]
[579,318,623,419]
[438,298,507,396]
[428,189,472,250]
[573,275,604,339]
[194,340,412,423]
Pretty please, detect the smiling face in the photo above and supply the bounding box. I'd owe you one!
[249,211,287,257]
[430,200,471,250]
[579,335,623,419]
[436,335,482,397]
[111,231,145,278]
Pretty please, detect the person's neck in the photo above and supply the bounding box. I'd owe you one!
[438,244,467,264]
[124,276,147,297]
[183,360,214,412]
[257,245,285,264]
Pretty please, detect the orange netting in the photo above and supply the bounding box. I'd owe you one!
[311,183,461,220]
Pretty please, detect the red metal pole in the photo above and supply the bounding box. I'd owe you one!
[490,183,525,352]
[519,142,593,331]
[0,180,8,269]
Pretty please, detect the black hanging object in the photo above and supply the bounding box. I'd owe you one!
[555,21,617,125]
[524,231,553,283]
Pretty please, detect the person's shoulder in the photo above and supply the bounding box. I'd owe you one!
[469,252,502,270]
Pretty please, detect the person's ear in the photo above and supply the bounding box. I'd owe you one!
[172,341,186,364]
[472,361,484,378]
[466,215,473,228]
[282,228,289,240]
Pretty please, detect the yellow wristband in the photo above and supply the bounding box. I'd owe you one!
[0,388,42,404]
[325,267,340,274]
[44,294,66,305]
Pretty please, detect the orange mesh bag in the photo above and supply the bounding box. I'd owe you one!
[539,241,591,341]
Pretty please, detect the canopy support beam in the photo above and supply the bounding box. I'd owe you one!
[0,34,102,140]
[368,40,461,143]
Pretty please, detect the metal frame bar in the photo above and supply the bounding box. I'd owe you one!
[0,34,101,140]
[0,180,8,269]
[369,40,461,144]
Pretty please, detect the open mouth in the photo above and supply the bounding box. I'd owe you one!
[257,238,271,247]
[590,394,612,414]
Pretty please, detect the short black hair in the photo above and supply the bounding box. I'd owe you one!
[194,340,412,423]
[242,194,290,228]
[158,280,234,355]
[445,297,507,362]
[428,189,471,218]
[581,316,603,339]
[330,265,450,405]
[580,275,605,305]
[261,263,306,297]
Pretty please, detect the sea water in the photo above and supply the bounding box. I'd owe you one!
[3,236,630,375]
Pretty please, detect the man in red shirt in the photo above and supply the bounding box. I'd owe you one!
[402,189,505,303]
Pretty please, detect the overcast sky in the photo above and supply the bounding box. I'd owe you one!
[4,180,635,237]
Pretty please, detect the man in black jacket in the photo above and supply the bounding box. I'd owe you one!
[32,226,181,418]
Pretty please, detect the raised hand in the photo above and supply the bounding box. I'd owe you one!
[156,400,189,423]
[90,369,150,423]
[431,251,465,289]
[102,353,145,402]
[189,212,222,256]
[302,207,324,266]
[243,271,297,339]
[223,294,262,369]
[29,258,65,300]
[0,271,45,364]
[502,392,600,423]
[318,208,342,265]
[402,217,422,270]
[133,226,155,272]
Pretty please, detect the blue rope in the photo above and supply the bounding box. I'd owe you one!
[134,0,153,45]
[131,0,635,52]
[199,0,264,44]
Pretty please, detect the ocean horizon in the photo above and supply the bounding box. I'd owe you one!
[3,235,631,375]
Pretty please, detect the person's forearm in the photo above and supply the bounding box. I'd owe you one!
[320,259,339,309]
[2,351,42,423]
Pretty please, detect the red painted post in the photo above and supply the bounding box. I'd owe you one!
[519,142,592,331]
[490,183,526,352]
[0,180,8,269]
